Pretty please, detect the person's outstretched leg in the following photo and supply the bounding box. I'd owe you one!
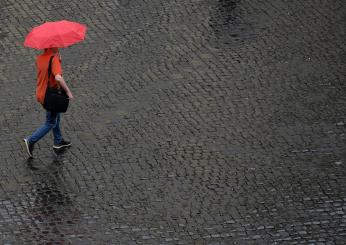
[52,113,62,145]
[52,113,71,149]
[24,111,57,157]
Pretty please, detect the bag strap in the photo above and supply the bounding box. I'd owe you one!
[47,55,55,88]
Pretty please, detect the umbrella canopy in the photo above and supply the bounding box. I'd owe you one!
[24,20,87,49]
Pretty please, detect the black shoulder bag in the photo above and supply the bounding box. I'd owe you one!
[43,56,69,113]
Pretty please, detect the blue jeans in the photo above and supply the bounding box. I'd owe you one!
[28,111,63,145]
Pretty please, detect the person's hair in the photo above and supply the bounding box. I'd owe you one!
[44,48,59,53]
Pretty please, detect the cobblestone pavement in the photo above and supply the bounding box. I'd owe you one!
[0,0,346,244]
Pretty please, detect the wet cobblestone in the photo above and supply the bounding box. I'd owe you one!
[1,0,346,244]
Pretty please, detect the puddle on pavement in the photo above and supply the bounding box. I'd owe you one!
[209,0,257,47]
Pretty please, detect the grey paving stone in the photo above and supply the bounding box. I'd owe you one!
[0,0,345,244]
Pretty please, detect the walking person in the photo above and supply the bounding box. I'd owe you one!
[24,47,73,158]
[23,20,87,158]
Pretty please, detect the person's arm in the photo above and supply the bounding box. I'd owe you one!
[55,74,73,99]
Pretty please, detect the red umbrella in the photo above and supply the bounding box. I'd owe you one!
[24,20,87,49]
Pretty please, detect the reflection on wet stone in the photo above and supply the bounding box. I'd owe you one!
[21,157,80,244]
